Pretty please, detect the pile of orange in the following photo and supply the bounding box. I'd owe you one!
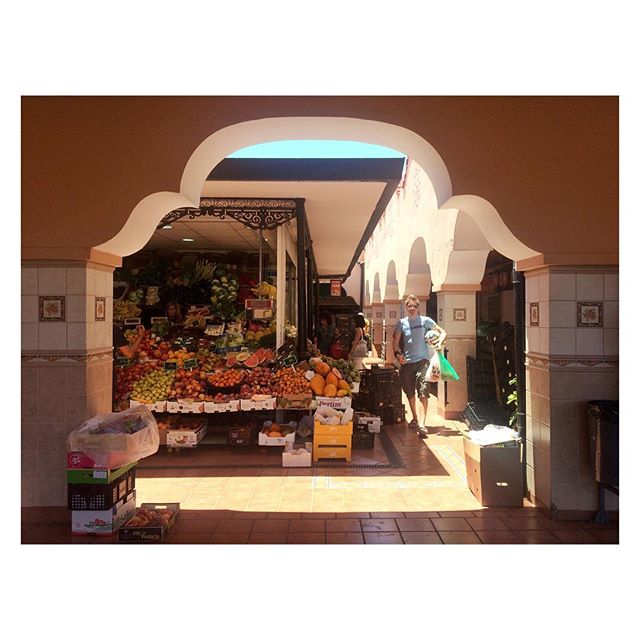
[207,369,246,387]
[273,367,311,395]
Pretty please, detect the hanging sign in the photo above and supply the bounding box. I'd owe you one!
[245,298,273,310]
[330,280,341,297]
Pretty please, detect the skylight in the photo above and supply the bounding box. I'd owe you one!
[228,140,406,159]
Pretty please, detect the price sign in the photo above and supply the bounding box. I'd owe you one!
[183,358,198,370]
[151,316,168,324]
[245,298,273,310]
[330,280,341,296]
[281,353,298,367]
[115,357,131,368]
[124,317,141,325]
[163,361,177,371]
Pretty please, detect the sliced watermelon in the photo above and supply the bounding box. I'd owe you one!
[262,349,275,362]
[226,355,237,368]
[244,354,260,368]
[254,348,266,364]
[235,351,250,363]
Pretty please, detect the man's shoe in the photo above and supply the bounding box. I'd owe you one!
[408,418,419,429]
[417,425,429,438]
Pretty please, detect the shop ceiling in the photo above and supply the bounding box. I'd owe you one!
[146,158,405,280]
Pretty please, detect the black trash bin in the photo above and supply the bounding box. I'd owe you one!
[587,400,619,487]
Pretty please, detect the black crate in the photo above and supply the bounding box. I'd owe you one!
[68,467,136,510]
[352,431,375,449]
[227,424,257,446]
[382,405,405,425]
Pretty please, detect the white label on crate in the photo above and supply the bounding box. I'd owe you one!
[93,470,107,480]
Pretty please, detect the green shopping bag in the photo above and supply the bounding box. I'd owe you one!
[437,350,460,382]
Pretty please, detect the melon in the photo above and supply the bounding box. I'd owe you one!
[325,372,339,388]
[314,361,331,376]
[323,383,337,398]
[244,354,260,368]
[235,351,250,363]
[226,355,237,368]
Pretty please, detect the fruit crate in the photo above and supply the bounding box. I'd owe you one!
[227,424,257,446]
[118,503,180,543]
[382,405,405,425]
[67,467,136,510]
[66,461,137,485]
[313,444,351,462]
[352,431,375,449]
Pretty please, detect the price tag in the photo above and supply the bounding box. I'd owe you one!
[115,357,132,368]
[151,316,168,324]
[124,317,141,326]
[282,353,298,367]
[164,361,177,371]
[183,358,198,370]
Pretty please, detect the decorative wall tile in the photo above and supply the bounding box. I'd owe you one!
[549,273,576,301]
[604,273,618,301]
[576,328,603,355]
[95,297,106,321]
[22,267,38,295]
[577,302,603,327]
[549,301,576,328]
[603,329,619,356]
[21,323,38,350]
[603,301,618,328]
[453,308,466,321]
[38,268,67,295]
[39,295,66,321]
[38,323,67,350]
[549,328,576,355]
[576,274,604,300]
[529,302,539,326]
[438,308,443,322]
[21,295,38,323]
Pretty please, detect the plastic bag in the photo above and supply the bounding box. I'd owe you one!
[296,415,314,438]
[425,352,441,382]
[438,351,460,382]
[67,405,160,468]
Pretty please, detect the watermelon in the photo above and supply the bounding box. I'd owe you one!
[263,349,274,362]
[235,351,250,363]
[244,354,260,368]
[226,355,237,368]
[254,348,267,364]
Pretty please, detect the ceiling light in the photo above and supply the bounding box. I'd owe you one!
[182,238,195,242]
[161,224,173,230]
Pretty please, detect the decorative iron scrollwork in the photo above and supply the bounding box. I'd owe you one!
[157,198,298,231]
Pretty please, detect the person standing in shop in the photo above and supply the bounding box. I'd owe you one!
[113,323,146,360]
[392,294,446,437]
[313,311,336,356]
[348,313,369,370]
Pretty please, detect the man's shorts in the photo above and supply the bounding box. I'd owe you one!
[399,359,436,399]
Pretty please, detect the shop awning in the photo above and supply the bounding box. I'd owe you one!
[199,158,405,280]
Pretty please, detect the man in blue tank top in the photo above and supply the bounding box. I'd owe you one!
[392,294,446,437]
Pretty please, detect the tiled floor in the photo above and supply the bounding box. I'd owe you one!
[22,414,619,544]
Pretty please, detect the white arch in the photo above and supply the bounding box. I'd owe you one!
[95,117,452,257]
[384,260,399,301]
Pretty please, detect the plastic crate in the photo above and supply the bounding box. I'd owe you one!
[352,431,375,449]
[67,467,136,510]
[227,425,257,446]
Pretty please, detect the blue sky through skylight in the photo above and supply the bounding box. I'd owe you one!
[228,140,405,159]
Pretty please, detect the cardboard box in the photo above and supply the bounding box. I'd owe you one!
[463,437,523,507]
[66,461,137,485]
[118,502,180,543]
[166,422,207,447]
[129,399,167,412]
[204,399,240,413]
[68,466,136,510]
[282,442,312,467]
[71,491,136,535]
[277,393,313,409]
[66,451,104,470]
[356,414,382,433]
[314,396,352,410]
[176,400,205,413]
[259,421,297,446]
[240,397,277,411]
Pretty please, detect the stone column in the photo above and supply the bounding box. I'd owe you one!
[524,266,618,517]
[22,260,115,508]
[383,299,403,364]
[432,286,480,419]
[370,302,385,357]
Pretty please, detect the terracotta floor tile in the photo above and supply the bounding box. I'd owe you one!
[552,529,599,544]
[432,518,473,532]
[286,532,326,544]
[252,519,290,533]
[326,532,365,544]
[369,511,406,519]
[325,519,362,533]
[209,532,250,544]
[336,512,370,518]
[437,510,478,518]
[166,532,213,544]
[248,532,288,544]
[438,531,482,544]
[589,530,619,544]
[268,511,304,519]
[214,519,255,533]
[364,531,404,544]
[230,511,268,519]
[502,517,550,531]
[400,531,442,544]
[404,511,441,518]
[514,530,562,544]
[475,530,522,544]
[174,519,219,534]
[302,512,336,518]
[543,520,588,531]
[360,518,399,532]
[395,518,435,532]
[467,517,509,531]
[288,519,325,533]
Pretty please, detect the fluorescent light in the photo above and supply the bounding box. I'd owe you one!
[182,238,195,242]
[161,224,173,230]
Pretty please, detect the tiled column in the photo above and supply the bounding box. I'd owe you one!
[433,287,479,418]
[524,266,618,517]
[370,303,385,357]
[383,299,402,364]
[22,260,114,508]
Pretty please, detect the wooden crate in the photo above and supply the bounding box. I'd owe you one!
[313,444,351,462]
[314,421,353,435]
[314,434,352,447]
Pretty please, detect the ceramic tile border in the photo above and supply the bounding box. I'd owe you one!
[21,348,113,363]
[526,353,619,370]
